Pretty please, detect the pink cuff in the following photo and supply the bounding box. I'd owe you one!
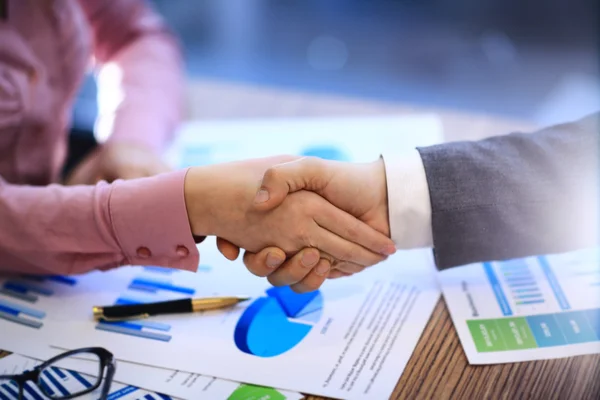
[108,168,200,271]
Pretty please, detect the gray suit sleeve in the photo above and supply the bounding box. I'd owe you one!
[417,112,599,269]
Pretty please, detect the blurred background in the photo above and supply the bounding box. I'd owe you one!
[72,0,599,137]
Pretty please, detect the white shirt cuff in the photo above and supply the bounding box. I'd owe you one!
[381,149,433,249]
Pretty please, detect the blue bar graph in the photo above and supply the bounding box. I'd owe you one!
[107,386,138,400]
[68,370,92,389]
[23,382,44,400]
[143,266,174,274]
[498,258,548,308]
[0,280,53,303]
[0,383,18,399]
[95,296,172,342]
[516,299,546,305]
[42,370,70,397]
[538,256,571,310]
[0,298,45,328]
[128,277,195,295]
[515,293,544,300]
[483,262,513,316]
[21,275,77,286]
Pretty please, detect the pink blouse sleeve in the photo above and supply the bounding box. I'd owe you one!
[78,0,185,153]
[0,169,200,275]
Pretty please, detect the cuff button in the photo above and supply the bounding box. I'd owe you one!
[136,247,152,258]
[176,245,189,257]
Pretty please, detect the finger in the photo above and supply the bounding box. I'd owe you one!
[314,224,387,267]
[216,238,241,261]
[290,258,331,293]
[318,251,368,274]
[267,248,321,287]
[243,247,286,277]
[328,270,353,279]
[332,261,368,275]
[253,157,333,211]
[314,201,395,256]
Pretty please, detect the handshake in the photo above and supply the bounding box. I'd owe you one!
[183,155,396,293]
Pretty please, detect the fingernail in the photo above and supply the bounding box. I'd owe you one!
[266,252,284,269]
[254,189,270,204]
[381,244,397,255]
[316,262,330,276]
[301,251,319,268]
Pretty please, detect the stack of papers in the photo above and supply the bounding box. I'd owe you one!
[439,247,600,363]
[0,115,445,399]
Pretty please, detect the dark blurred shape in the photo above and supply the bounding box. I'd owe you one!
[146,0,599,119]
[71,0,599,139]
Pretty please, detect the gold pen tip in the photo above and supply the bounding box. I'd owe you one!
[238,297,251,302]
[92,306,103,320]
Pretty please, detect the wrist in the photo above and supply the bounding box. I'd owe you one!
[372,157,391,237]
[183,166,218,237]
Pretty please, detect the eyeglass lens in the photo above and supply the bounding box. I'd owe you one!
[37,352,103,399]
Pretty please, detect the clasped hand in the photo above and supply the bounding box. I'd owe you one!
[183,156,394,293]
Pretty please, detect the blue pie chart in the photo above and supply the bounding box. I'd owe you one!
[234,286,323,357]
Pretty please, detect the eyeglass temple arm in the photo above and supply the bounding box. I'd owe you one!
[99,360,116,400]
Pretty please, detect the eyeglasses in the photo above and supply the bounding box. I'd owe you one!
[0,347,115,400]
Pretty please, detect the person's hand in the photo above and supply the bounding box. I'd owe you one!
[182,156,396,290]
[64,141,171,185]
[243,156,392,287]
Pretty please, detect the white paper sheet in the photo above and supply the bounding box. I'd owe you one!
[1,114,444,399]
[0,353,180,400]
[438,247,600,364]
[0,242,439,399]
[0,353,301,400]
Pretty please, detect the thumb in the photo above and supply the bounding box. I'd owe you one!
[253,157,332,211]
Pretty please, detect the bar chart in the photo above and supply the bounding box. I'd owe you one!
[95,295,173,342]
[0,298,46,329]
[498,259,546,306]
[0,275,76,303]
[128,276,195,296]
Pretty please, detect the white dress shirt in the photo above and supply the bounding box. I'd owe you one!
[381,150,433,249]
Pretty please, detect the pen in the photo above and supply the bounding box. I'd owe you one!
[92,296,251,322]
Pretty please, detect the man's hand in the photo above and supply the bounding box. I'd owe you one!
[64,142,171,185]
[243,156,393,287]
[182,156,395,292]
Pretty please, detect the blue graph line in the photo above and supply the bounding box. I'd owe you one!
[0,299,46,318]
[42,370,69,397]
[39,374,55,397]
[96,321,171,342]
[517,299,545,305]
[538,256,571,310]
[483,262,513,316]
[513,288,540,293]
[129,278,195,295]
[47,276,77,285]
[0,389,9,400]
[107,385,138,400]
[515,293,543,300]
[143,267,174,275]
[4,281,53,296]
[23,382,44,400]
[0,384,18,399]
[0,287,37,303]
[51,367,67,380]
[68,370,92,389]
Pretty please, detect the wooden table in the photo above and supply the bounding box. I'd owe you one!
[2,79,599,399]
